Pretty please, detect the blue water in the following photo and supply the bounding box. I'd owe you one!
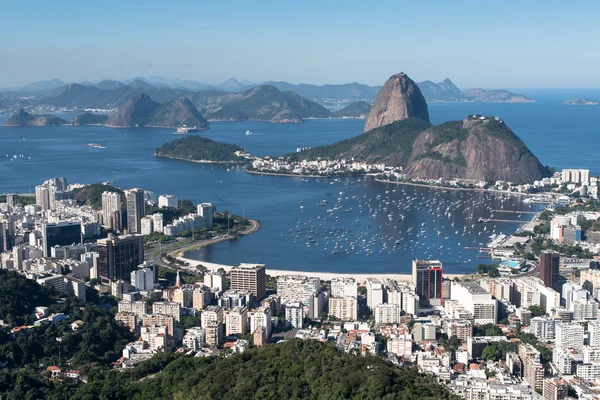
[0,90,598,274]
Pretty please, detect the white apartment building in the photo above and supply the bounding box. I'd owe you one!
[577,362,600,381]
[183,327,204,350]
[249,306,272,338]
[285,303,304,328]
[117,300,148,318]
[330,277,357,298]
[530,317,556,340]
[152,302,181,322]
[225,306,248,336]
[387,334,412,358]
[152,213,163,233]
[197,203,213,229]
[201,306,223,328]
[140,216,154,235]
[130,267,155,291]
[374,303,401,325]
[555,322,585,350]
[366,278,384,310]
[571,298,598,320]
[101,191,121,229]
[590,320,600,347]
[451,281,497,324]
[277,275,320,306]
[158,194,178,209]
[401,291,419,316]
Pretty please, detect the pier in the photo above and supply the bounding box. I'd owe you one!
[493,210,538,214]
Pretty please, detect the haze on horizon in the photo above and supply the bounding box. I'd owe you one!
[1,0,599,89]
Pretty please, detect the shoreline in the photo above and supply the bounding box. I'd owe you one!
[175,257,466,284]
[374,178,533,196]
[154,154,248,165]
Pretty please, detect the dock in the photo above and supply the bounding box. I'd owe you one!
[493,210,538,214]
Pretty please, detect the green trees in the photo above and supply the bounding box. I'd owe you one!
[476,264,500,277]
[528,305,545,317]
[473,324,502,337]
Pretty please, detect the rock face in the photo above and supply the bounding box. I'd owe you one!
[364,73,430,132]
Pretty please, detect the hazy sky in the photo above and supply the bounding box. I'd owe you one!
[1,0,598,88]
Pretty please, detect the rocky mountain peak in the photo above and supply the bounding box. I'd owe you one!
[364,72,430,132]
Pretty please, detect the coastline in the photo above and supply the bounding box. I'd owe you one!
[246,169,367,179]
[175,257,465,284]
[374,178,533,196]
[154,154,248,165]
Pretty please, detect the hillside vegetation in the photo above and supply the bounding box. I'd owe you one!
[155,135,246,162]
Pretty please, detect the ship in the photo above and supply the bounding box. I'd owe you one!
[86,143,101,148]
[245,130,257,136]
[176,126,199,134]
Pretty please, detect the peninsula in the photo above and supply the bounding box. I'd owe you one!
[1,108,67,127]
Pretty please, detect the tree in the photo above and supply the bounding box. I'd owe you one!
[528,305,545,317]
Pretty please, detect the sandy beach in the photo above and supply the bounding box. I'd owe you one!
[177,257,466,284]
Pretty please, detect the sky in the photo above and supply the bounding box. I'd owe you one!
[1,0,599,88]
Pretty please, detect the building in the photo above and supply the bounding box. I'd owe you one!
[152,213,163,233]
[285,303,303,328]
[151,302,181,322]
[224,306,248,336]
[555,322,585,350]
[197,203,213,229]
[35,185,51,211]
[374,303,401,325]
[97,235,144,282]
[204,272,225,293]
[130,266,155,291]
[330,277,357,298]
[254,326,266,347]
[117,300,148,317]
[249,306,272,339]
[577,362,600,382]
[204,321,222,347]
[412,322,436,343]
[42,221,81,257]
[125,188,145,234]
[173,285,194,308]
[328,296,357,321]
[450,281,497,324]
[447,321,473,342]
[571,298,598,320]
[158,194,178,209]
[201,306,223,328]
[37,275,86,301]
[277,275,320,306]
[140,216,154,235]
[530,317,556,340]
[412,259,443,307]
[366,278,384,310]
[192,286,212,310]
[182,327,204,350]
[230,263,266,299]
[540,251,560,291]
[141,314,176,337]
[101,191,121,230]
[519,343,544,391]
[589,320,600,347]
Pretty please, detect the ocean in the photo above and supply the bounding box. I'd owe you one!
[0,89,598,274]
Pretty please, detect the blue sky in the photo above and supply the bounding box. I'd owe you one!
[1,0,598,88]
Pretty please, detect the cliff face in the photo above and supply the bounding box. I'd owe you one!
[363,73,430,132]
[403,116,550,183]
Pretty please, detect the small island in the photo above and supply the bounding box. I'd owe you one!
[331,101,372,118]
[2,108,67,127]
[71,112,109,125]
[155,135,251,163]
[562,98,599,105]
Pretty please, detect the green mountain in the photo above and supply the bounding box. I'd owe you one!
[155,135,245,162]
[71,112,109,125]
[143,98,209,129]
[332,101,372,118]
[193,85,331,123]
[105,93,159,127]
[1,108,67,126]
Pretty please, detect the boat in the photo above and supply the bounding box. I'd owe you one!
[86,143,102,148]
[176,126,199,133]
[245,130,257,136]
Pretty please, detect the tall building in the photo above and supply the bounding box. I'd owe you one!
[97,235,144,282]
[285,303,304,328]
[412,259,443,307]
[230,263,266,299]
[42,221,82,257]
[330,277,357,298]
[35,185,51,211]
[540,251,560,291]
[158,194,178,209]
[543,378,568,400]
[224,306,248,336]
[197,203,213,229]
[277,275,320,306]
[101,191,121,229]
[152,213,164,233]
[328,296,357,321]
[374,303,401,325]
[140,216,154,235]
[366,278,384,310]
[131,266,155,291]
[450,281,497,324]
[125,188,145,234]
[555,322,585,350]
[0,220,15,253]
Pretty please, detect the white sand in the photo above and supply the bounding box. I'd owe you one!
[178,257,465,284]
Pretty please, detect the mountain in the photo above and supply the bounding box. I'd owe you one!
[49,83,108,108]
[106,94,209,128]
[105,93,160,127]
[19,79,66,92]
[193,85,331,123]
[71,112,109,125]
[2,108,67,126]
[155,135,245,162]
[417,79,461,100]
[562,98,599,105]
[458,88,534,103]
[364,73,430,132]
[95,80,125,90]
[264,81,380,100]
[331,101,372,118]
[219,78,245,91]
[143,98,209,129]
[127,79,157,90]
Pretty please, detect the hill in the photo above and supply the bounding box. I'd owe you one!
[562,98,599,105]
[71,112,109,125]
[331,101,372,118]
[41,339,459,399]
[155,135,245,163]
[459,88,534,103]
[73,183,124,209]
[105,93,160,127]
[194,85,331,123]
[417,79,461,100]
[1,109,67,126]
[95,80,125,90]
[263,81,381,101]
[143,97,209,129]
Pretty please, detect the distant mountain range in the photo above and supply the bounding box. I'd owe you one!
[0,76,534,104]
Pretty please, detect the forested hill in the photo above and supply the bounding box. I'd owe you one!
[31,339,459,399]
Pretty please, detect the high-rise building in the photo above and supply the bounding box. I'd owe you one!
[152,302,181,322]
[230,263,266,299]
[201,305,223,328]
[152,213,163,233]
[330,277,357,298]
[412,259,443,307]
[224,306,248,336]
[277,275,320,306]
[125,188,145,234]
[328,296,357,321]
[374,303,401,325]
[543,378,568,400]
[158,194,178,209]
[366,278,384,310]
[0,220,15,253]
[131,266,155,291]
[97,234,144,282]
[540,251,560,291]
[555,322,585,350]
[285,303,304,328]
[450,281,497,324]
[140,216,154,235]
[35,185,51,211]
[42,221,82,257]
[101,191,121,229]
[197,203,213,229]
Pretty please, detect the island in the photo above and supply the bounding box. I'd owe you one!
[331,101,372,118]
[154,135,251,163]
[562,98,599,105]
[71,112,109,125]
[1,108,67,127]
